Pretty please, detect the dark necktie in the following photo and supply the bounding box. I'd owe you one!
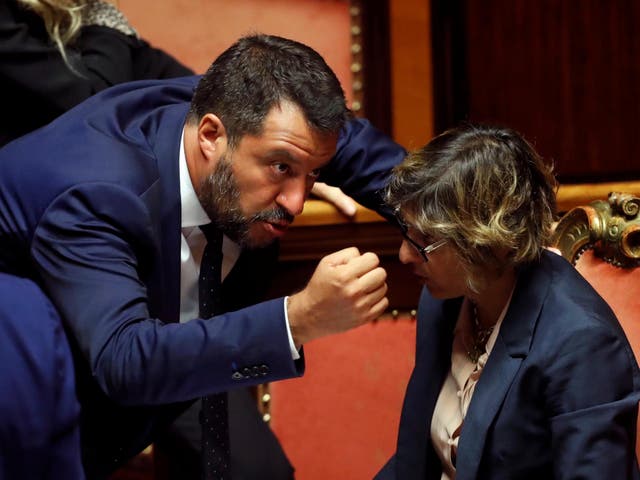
[198,225,230,480]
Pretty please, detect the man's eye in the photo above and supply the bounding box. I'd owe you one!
[308,169,321,179]
[273,163,290,174]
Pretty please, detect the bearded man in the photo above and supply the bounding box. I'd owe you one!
[0,34,405,479]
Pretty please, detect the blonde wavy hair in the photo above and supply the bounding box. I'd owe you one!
[386,124,558,292]
[17,0,85,63]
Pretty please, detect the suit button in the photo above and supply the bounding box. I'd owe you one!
[242,367,252,378]
[232,371,243,380]
[260,364,269,375]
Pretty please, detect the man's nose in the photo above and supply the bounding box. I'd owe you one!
[276,178,307,216]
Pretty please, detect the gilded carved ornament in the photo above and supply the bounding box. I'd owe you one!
[551,192,640,268]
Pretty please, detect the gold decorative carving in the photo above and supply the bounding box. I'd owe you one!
[551,192,640,268]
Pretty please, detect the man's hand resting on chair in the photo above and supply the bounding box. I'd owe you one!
[310,182,358,217]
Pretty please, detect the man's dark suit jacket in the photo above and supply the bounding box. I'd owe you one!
[0,273,85,479]
[0,76,406,476]
[377,251,640,479]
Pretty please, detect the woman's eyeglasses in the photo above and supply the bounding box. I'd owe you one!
[395,211,447,262]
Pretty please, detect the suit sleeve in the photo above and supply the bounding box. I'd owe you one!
[30,183,302,406]
[545,319,640,479]
[320,118,407,221]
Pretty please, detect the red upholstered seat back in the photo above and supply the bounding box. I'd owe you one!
[269,319,416,479]
[575,250,640,362]
[574,250,640,462]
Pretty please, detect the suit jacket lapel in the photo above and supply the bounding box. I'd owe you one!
[455,338,524,480]
[455,260,551,480]
[396,293,460,479]
[143,101,190,323]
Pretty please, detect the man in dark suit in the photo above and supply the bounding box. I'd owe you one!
[0,34,405,479]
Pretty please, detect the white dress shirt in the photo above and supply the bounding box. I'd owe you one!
[430,289,514,479]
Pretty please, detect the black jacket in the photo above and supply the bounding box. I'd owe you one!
[0,0,193,146]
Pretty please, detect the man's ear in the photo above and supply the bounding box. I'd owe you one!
[198,113,228,164]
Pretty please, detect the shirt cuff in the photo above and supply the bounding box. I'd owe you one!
[283,296,301,360]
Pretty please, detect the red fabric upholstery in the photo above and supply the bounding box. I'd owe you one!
[574,249,640,461]
[575,250,640,362]
[269,319,416,479]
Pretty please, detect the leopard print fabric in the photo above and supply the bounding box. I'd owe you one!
[81,0,137,37]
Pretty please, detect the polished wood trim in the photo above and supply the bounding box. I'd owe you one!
[390,0,434,149]
[294,199,384,227]
[296,181,640,229]
[360,0,393,135]
[556,181,640,213]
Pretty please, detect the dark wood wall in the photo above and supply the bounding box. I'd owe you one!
[432,0,640,183]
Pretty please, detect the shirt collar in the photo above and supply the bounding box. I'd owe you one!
[179,128,211,228]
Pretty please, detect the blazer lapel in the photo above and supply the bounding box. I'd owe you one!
[143,101,190,322]
[454,339,524,480]
[396,293,460,479]
[455,260,552,480]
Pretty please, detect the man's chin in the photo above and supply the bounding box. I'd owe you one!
[239,225,280,249]
[243,236,278,250]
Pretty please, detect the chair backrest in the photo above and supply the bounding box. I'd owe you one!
[267,317,416,480]
[550,191,640,459]
[551,191,640,348]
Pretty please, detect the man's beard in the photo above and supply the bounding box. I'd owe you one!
[197,155,294,248]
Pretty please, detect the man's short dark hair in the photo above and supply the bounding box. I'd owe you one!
[188,34,351,147]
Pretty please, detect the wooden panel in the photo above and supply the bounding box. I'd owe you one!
[359,0,393,135]
[557,180,640,213]
[432,0,640,182]
[390,0,435,149]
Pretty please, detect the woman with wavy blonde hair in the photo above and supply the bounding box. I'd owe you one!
[0,0,192,145]
[17,0,85,62]
[377,124,640,479]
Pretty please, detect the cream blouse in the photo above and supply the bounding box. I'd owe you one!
[430,293,513,479]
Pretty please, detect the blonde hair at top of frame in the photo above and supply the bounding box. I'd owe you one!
[17,0,85,64]
[386,124,558,291]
